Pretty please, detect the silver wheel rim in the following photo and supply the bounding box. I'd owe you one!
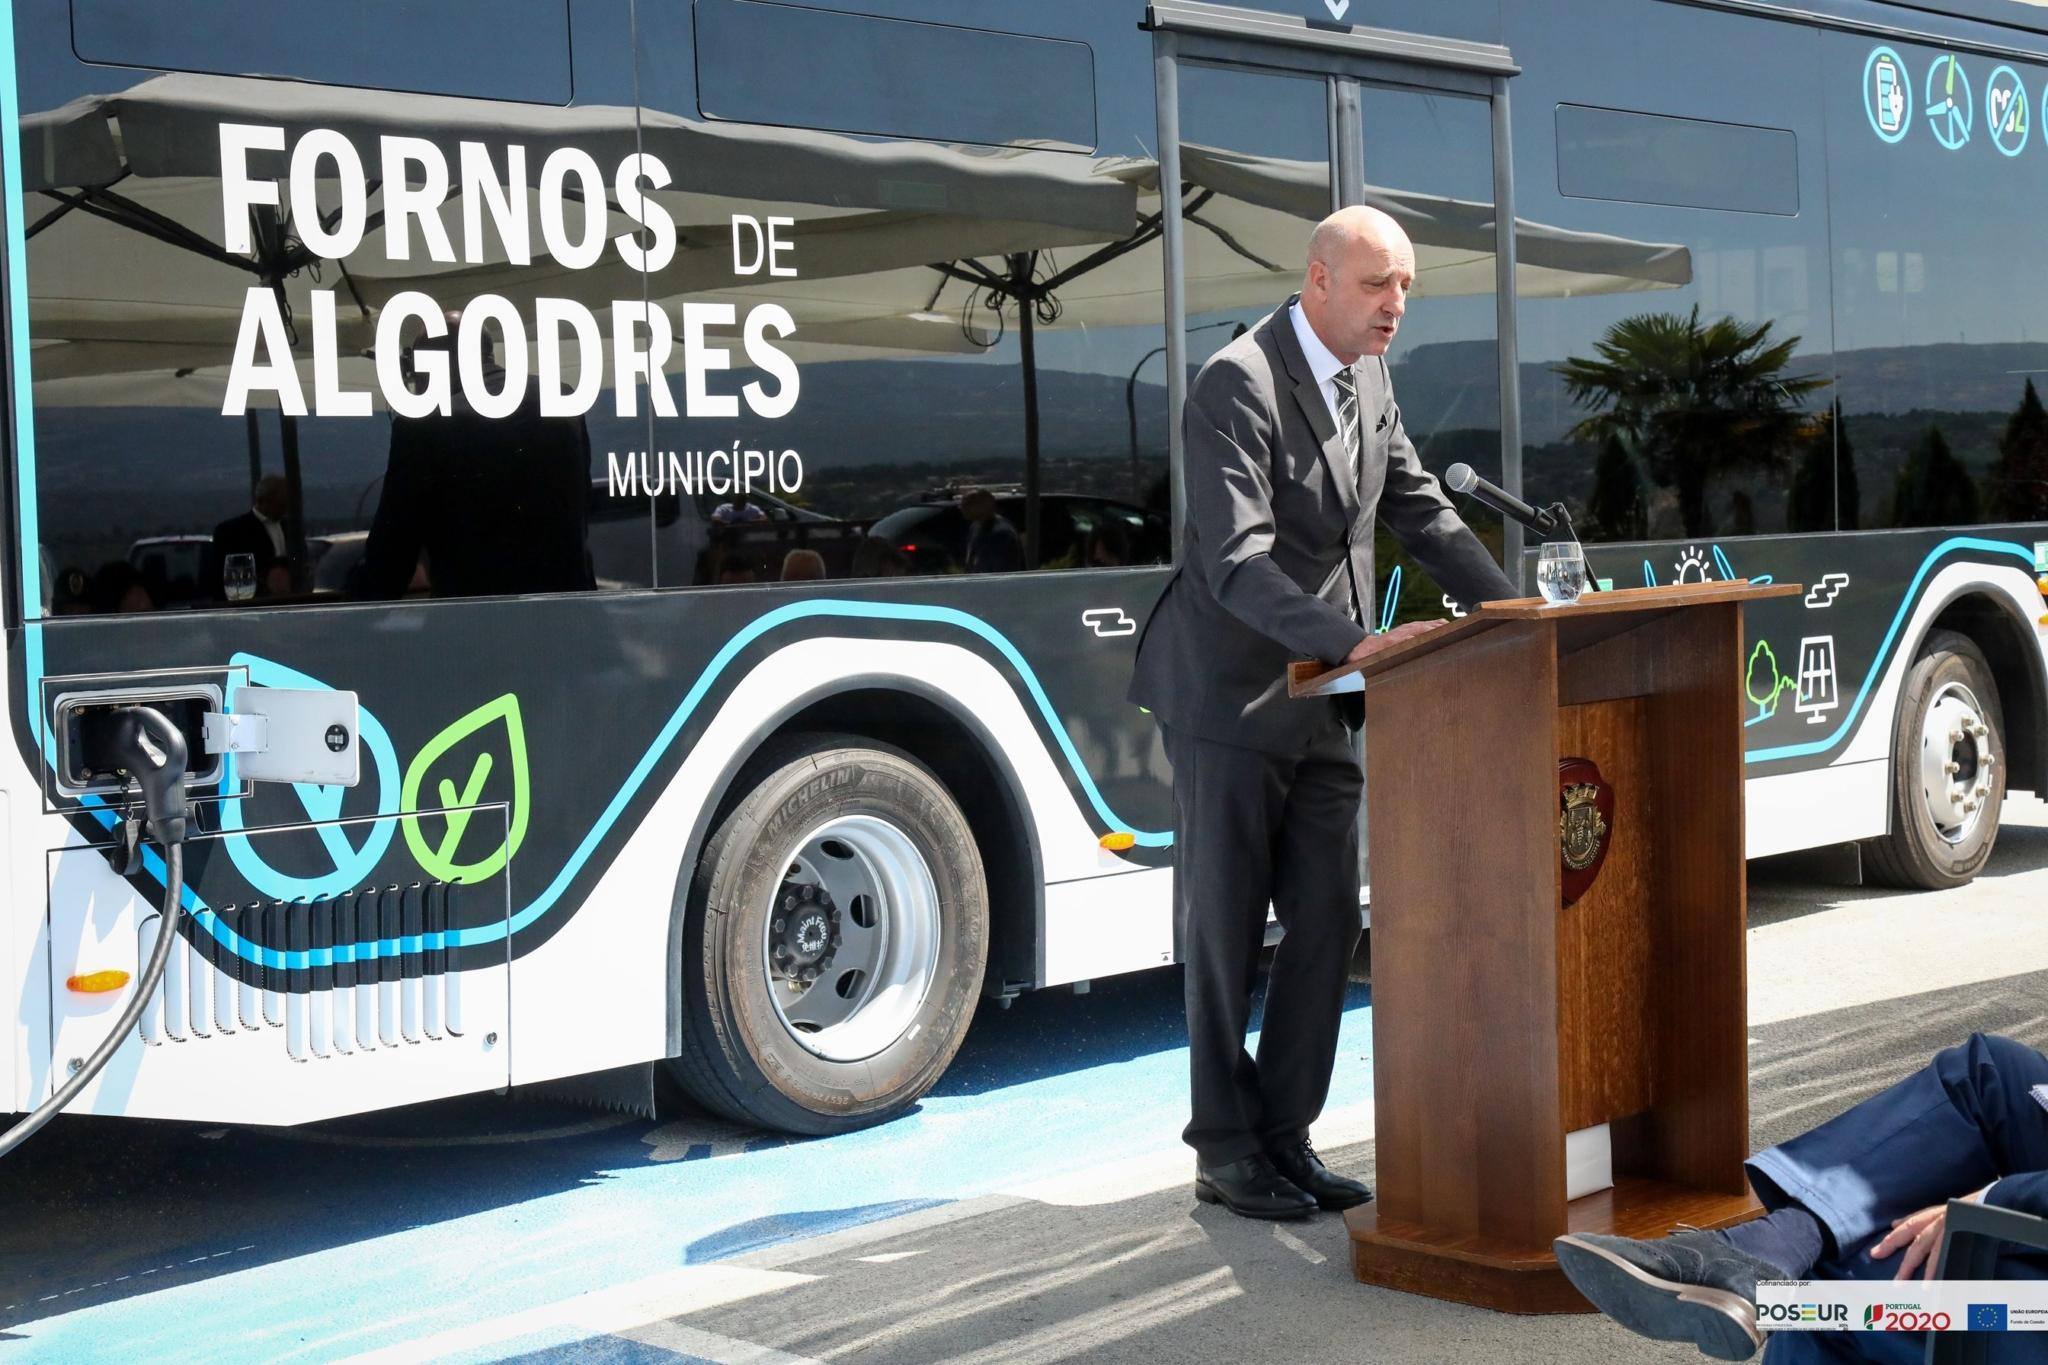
[763,814,943,1062]
[1917,680,1997,846]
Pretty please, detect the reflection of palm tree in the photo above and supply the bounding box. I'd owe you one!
[1556,306,1828,537]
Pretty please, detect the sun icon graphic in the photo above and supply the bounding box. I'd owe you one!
[1675,545,1714,583]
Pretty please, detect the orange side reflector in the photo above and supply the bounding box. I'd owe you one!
[66,969,131,994]
[1099,831,1137,852]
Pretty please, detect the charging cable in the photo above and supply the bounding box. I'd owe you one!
[0,707,190,1158]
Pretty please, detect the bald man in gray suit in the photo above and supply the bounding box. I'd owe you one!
[1130,206,1517,1220]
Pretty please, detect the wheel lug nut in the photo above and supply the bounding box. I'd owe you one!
[1945,761,1961,775]
[773,918,785,933]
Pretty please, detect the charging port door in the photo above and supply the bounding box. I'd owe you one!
[43,811,510,1124]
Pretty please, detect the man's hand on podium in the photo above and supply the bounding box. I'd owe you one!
[1345,618,1445,666]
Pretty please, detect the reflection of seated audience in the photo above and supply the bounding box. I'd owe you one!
[202,472,291,601]
[1085,519,1132,568]
[849,536,912,580]
[360,327,595,600]
[51,565,91,615]
[696,529,761,586]
[960,488,1023,574]
[711,498,768,526]
[89,561,155,614]
[780,548,826,582]
[1046,519,1134,572]
[1557,1032,2048,1363]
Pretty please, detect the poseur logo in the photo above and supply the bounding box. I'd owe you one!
[1759,1302,1850,1324]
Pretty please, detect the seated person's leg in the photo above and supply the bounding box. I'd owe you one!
[1555,1034,2048,1360]
[1747,1032,2046,1275]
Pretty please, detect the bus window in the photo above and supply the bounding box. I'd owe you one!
[634,2,1169,584]
[71,0,574,104]
[1557,105,1800,217]
[18,0,650,614]
[695,0,1096,152]
[1508,0,1834,543]
[1823,32,2048,529]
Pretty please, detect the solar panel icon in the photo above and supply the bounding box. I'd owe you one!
[1795,636,1839,724]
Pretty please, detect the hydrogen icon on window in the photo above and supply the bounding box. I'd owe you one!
[1988,65,2028,156]
[1926,53,1973,150]
[1865,46,1911,143]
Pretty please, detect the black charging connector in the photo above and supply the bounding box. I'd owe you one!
[88,707,190,846]
[0,704,192,1160]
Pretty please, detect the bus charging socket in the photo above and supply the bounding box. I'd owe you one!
[51,686,222,800]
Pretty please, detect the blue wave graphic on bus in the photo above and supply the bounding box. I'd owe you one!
[53,601,1170,968]
[218,653,403,901]
[1744,536,2035,764]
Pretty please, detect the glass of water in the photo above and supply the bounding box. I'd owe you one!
[1537,542,1587,606]
[223,552,257,603]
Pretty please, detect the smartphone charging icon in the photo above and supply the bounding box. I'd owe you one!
[1876,56,1902,132]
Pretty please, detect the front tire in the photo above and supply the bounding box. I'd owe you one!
[1863,630,2006,890]
[667,733,988,1134]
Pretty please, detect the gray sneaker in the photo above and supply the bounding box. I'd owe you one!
[1553,1229,1780,1361]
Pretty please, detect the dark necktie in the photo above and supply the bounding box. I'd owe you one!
[1332,367,1361,490]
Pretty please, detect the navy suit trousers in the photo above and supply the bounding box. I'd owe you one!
[1750,1033,2048,1364]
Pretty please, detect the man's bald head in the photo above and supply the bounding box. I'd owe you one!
[1299,205,1417,362]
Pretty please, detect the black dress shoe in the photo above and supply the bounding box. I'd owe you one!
[1553,1229,1783,1361]
[1194,1153,1317,1220]
[1267,1136,1373,1211]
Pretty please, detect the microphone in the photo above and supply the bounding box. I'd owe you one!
[1444,463,1559,536]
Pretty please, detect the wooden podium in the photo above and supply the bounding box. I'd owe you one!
[1290,581,1800,1313]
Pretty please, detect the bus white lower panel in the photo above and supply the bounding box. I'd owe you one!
[37,843,510,1125]
[507,634,1152,1087]
[1040,867,1173,988]
[1746,759,1889,859]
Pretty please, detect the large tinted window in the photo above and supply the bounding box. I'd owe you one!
[1823,33,2048,528]
[70,0,574,104]
[1507,0,1835,549]
[17,0,647,617]
[632,0,1169,586]
[695,0,1096,152]
[1557,105,1799,216]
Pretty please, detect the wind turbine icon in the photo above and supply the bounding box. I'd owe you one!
[1926,53,1973,149]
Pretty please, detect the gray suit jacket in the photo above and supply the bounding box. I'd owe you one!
[1129,298,1518,753]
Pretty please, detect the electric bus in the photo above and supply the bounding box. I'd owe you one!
[3,0,2045,1139]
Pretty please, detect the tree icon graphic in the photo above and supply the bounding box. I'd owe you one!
[1746,640,1795,722]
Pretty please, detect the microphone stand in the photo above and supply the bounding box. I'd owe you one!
[1540,502,1604,593]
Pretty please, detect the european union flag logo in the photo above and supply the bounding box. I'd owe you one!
[1968,1303,2008,1331]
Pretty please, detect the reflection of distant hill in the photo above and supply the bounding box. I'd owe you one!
[1394,338,2048,447]
[40,336,2048,570]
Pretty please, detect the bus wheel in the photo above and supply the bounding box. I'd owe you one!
[1863,631,2007,890]
[668,733,988,1135]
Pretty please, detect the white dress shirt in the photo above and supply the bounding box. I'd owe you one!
[1288,301,1353,432]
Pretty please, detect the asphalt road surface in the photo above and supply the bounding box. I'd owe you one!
[4,799,2046,1364]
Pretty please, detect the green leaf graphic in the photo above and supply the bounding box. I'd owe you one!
[401,694,529,882]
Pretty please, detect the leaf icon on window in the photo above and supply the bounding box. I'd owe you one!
[401,693,530,883]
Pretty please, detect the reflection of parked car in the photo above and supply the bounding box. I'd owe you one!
[126,535,211,600]
[867,493,1168,575]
